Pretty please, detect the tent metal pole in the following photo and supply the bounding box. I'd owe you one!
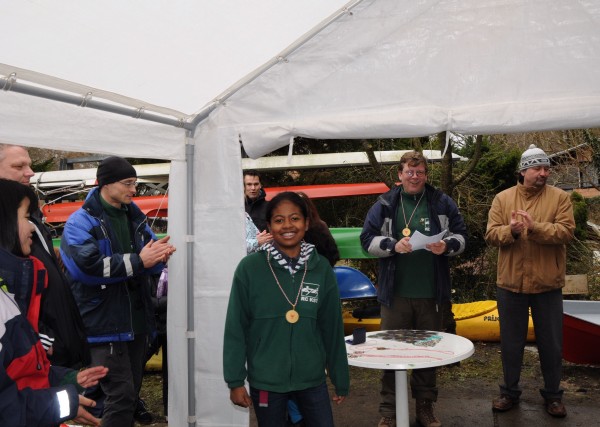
[185,133,197,426]
[189,0,364,129]
[0,75,195,130]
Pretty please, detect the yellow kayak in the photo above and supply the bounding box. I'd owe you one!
[145,348,163,371]
[344,300,535,342]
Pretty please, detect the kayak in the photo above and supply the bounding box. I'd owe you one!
[145,348,163,371]
[563,300,600,365]
[344,300,536,342]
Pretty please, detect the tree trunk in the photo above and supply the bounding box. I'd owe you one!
[361,139,393,188]
[454,134,484,188]
[439,131,454,196]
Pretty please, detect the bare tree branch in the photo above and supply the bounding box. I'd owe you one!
[454,134,484,187]
[361,139,393,188]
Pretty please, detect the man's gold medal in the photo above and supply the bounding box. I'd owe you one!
[400,191,425,239]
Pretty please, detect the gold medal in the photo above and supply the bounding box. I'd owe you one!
[286,309,299,323]
[400,191,425,240]
[267,252,308,326]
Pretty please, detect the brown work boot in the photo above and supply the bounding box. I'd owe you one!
[492,394,519,412]
[545,398,567,418]
[377,416,396,427]
[416,399,441,427]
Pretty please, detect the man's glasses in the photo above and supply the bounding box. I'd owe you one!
[403,170,426,177]
[118,180,139,188]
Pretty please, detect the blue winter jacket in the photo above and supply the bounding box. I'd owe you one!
[60,188,162,343]
[360,184,467,307]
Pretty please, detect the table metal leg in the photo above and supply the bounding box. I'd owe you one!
[395,370,409,427]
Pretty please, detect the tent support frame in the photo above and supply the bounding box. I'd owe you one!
[0,73,195,130]
[185,133,196,426]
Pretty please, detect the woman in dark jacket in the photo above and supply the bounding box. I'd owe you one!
[297,192,340,267]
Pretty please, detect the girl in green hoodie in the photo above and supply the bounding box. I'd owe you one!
[224,191,349,426]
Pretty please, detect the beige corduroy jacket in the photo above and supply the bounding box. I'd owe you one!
[485,182,575,294]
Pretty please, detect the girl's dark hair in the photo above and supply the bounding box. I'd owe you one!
[266,191,308,223]
[0,178,37,256]
[297,192,340,266]
[296,192,321,225]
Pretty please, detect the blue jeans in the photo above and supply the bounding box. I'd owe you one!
[250,383,334,427]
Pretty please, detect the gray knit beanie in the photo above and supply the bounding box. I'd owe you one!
[519,144,550,171]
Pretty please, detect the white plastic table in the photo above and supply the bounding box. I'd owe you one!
[346,330,474,427]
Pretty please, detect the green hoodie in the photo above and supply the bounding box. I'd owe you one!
[223,249,349,396]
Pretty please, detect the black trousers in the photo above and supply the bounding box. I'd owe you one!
[379,297,442,417]
[90,335,148,427]
[496,287,564,400]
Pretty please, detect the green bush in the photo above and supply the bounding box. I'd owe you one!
[571,191,588,240]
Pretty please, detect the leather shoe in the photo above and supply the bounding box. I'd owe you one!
[545,398,567,418]
[492,394,519,412]
[134,398,154,424]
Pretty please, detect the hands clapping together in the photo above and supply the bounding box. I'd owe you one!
[140,235,177,268]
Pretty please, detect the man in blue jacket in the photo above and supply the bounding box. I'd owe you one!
[360,151,467,427]
[61,156,175,426]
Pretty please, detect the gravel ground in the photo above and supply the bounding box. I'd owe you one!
[137,341,600,426]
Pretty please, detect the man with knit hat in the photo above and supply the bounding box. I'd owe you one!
[61,156,175,426]
[485,144,574,419]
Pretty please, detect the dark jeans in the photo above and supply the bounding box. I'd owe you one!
[89,335,148,427]
[250,383,334,427]
[496,287,564,400]
[379,297,442,417]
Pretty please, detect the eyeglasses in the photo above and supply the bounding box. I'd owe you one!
[403,170,426,177]
[118,180,139,188]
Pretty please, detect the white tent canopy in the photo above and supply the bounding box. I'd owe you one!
[2,1,600,426]
[227,0,600,158]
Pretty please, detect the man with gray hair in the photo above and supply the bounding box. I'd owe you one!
[0,143,91,369]
[0,143,36,184]
[486,144,575,418]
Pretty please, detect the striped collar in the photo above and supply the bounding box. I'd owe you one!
[263,241,315,274]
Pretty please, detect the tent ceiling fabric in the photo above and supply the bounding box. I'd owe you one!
[0,90,187,160]
[214,0,600,158]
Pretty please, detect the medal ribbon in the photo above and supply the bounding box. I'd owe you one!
[400,190,425,235]
[267,252,307,312]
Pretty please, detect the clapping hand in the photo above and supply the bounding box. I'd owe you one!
[140,235,176,267]
[77,366,108,388]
